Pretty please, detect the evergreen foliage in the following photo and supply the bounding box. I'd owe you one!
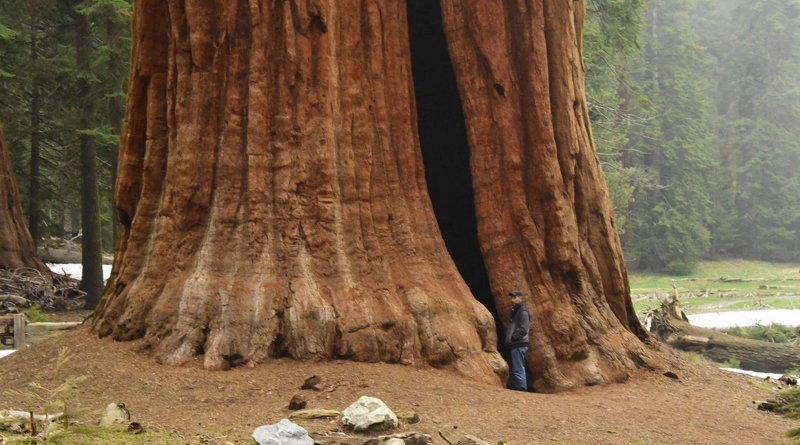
[1,0,799,275]
[585,0,800,273]
[0,0,130,251]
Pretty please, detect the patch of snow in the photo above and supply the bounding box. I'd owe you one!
[47,263,112,282]
[720,367,783,380]
[687,309,800,329]
[0,349,16,359]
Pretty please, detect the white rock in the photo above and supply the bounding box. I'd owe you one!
[341,396,398,432]
[252,419,313,445]
[99,402,130,429]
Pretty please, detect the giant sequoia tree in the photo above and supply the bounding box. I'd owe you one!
[92,0,661,392]
[0,123,47,272]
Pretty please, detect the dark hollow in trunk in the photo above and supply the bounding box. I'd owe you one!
[407,0,500,345]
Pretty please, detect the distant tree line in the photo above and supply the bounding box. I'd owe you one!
[0,0,129,302]
[585,0,800,273]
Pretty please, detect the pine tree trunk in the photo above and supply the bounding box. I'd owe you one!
[107,15,125,247]
[0,123,47,272]
[28,27,41,247]
[440,0,659,391]
[93,0,660,389]
[75,10,104,307]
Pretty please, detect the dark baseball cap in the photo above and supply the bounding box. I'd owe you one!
[508,290,522,297]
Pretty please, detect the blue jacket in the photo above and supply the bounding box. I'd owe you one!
[505,303,530,347]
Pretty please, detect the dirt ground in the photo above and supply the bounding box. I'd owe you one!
[1,321,798,445]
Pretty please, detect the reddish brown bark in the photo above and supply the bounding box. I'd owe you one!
[92,0,504,383]
[440,0,660,391]
[0,123,47,272]
[93,0,660,390]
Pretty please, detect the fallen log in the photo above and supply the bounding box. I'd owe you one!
[641,301,800,373]
[0,410,63,422]
[26,322,82,333]
[664,319,800,373]
[718,277,800,283]
[0,295,29,306]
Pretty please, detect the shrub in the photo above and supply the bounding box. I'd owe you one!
[25,304,49,323]
[722,356,741,369]
[724,323,800,344]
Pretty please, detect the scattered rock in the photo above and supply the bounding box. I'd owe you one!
[367,432,432,445]
[439,426,494,445]
[289,409,340,419]
[779,374,798,386]
[756,400,776,411]
[302,375,322,390]
[99,402,131,430]
[127,422,144,434]
[341,396,398,432]
[662,371,680,380]
[311,431,432,445]
[309,431,360,445]
[289,394,308,410]
[396,411,420,424]
[252,418,313,445]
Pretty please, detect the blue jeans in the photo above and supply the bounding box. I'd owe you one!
[508,346,529,391]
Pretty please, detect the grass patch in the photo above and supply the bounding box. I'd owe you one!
[3,425,178,444]
[722,356,741,369]
[630,259,800,313]
[788,427,800,442]
[24,304,48,323]
[679,351,705,363]
[776,389,800,420]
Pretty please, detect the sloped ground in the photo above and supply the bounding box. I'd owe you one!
[1,327,797,445]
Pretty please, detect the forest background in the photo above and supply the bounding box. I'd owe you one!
[1,0,799,279]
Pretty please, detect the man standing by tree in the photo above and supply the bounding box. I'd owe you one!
[505,290,530,391]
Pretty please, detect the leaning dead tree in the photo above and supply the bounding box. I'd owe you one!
[0,123,47,273]
[92,0,660,391]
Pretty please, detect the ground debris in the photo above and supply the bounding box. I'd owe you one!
[0,267,85,314]
[439,426,496,445]
[310,431,432,445]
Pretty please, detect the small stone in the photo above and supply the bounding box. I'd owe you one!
[779,374,798,386]
[756,400,776,411]
[301,375,322,390]
[252,419,313,445]
[662,371,679,380]
[289,394,307,410]
[397,411,420,424]
[127,422,144,434]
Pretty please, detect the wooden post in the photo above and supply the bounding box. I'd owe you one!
[13,313,26,349]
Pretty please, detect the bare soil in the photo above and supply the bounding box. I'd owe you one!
[1,324,797,445]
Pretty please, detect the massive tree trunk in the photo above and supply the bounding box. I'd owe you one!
[0,123,47,272]
[92,0,660,390]
[439,1,659,391]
